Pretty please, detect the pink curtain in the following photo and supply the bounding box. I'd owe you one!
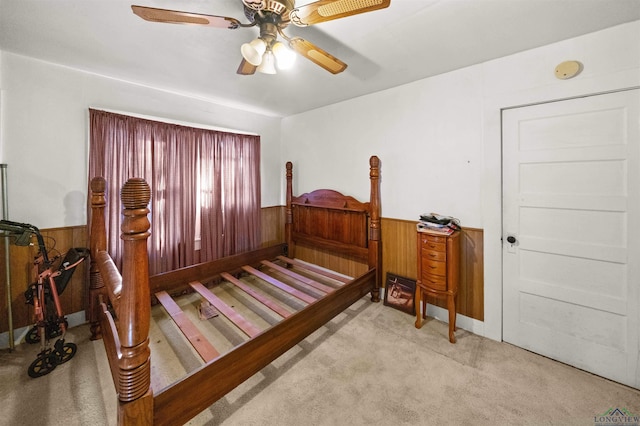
[88,109,261,274]
[199,132,261,260]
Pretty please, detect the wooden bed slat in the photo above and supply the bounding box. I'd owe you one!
[220,272,292,319]
[189,281,262,338]
[155,291,220,363]
[276,256,351,284]
[153,268,376,426]
[260,260,335,293]
[96,251,122,316]
[241,265,317,304]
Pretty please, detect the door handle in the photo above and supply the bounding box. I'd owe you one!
[505,234,517,253]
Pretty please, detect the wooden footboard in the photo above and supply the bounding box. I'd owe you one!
[92,178,153,424]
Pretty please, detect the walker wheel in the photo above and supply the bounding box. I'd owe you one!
[27,350,58,378]
[55,341,77,364]
[25,326,40,344]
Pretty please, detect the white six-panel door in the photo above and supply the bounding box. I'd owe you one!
[502,89,639,389]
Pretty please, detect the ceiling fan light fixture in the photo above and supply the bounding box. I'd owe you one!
[272,41,296,70]
[241,38,267,66]
[132,0,390,76]
[257,50,277,74]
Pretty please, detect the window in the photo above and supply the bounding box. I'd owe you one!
[88,109,261,274]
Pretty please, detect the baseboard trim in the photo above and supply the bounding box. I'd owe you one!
[425,304,486,337]
[381,287,486,337]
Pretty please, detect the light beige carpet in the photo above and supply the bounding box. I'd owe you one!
[1,297,638,426]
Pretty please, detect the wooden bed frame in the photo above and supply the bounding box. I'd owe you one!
[87,156,381,425]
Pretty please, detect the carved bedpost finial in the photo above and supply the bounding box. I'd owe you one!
[89,177,107,340]
[118,177,152,405]
[370,155,380,171]
[121,178,151,210]
[91,176,106,194]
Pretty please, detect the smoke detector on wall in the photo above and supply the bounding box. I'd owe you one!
[555,60,583,80]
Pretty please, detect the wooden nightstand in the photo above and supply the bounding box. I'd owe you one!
[414,229,461,343]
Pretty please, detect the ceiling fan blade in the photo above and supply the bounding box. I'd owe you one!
[289,37,347,74]
[290,0,390,26]
[131,5,241,29]
[237,59,257,75]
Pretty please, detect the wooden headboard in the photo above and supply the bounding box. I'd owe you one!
[284,155,381,299]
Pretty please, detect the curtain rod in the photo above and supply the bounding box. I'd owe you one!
[89,107,259,136]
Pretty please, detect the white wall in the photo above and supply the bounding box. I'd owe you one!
[282,21,640,340]
[0,52,283,229]
[282,66,484,227]
[0,52,4,164]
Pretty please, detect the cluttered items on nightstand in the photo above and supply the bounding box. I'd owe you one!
[417,213,461,235]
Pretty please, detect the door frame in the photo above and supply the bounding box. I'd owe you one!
[480,70,640,342]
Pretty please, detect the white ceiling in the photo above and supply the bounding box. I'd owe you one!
[1,0,639,117]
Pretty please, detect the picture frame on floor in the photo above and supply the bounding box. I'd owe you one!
[383,273,416,315]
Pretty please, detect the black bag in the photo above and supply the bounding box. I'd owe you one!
[54,247,90,294]
[419,214,452,225]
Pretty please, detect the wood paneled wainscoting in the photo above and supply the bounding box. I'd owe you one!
[1,211,484,337]
[0,225,89,334]
[260,206,285,248]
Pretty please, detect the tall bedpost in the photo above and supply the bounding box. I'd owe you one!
[88,177,107,340]
[118,178,153,425]
[285,161,293,258]
[368,155,382,302]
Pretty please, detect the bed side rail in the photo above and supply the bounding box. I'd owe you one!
[99,300,122,394]
[96,250,122,315]
[148,243,287,295]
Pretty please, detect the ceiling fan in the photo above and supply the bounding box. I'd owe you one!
[131,0,391,75]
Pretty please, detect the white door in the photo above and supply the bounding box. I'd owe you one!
[502,89,640,389]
